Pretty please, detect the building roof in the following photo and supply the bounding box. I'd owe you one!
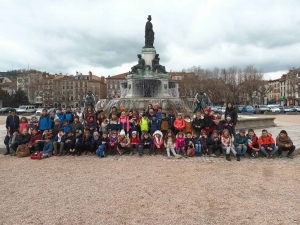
[107,72,128,79]
[0,81,17,88]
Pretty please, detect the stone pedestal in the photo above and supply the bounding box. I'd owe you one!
[142,48,156,67]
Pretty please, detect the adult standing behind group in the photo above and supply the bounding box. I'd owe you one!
[6,109,19,136]
[225,103,238,136]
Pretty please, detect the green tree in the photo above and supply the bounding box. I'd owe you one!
[0,89,11,107]
[11,88,29,107]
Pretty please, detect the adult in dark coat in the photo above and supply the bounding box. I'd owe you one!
[225,103,238,136]
[5,109,19,136]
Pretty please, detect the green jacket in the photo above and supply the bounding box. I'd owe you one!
[234,134,248,147]
[139,118,150,132]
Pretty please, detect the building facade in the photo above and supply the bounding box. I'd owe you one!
[105,73,127,98]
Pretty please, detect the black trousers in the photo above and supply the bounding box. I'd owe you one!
[211,145,222,155]
[278,145,295,156]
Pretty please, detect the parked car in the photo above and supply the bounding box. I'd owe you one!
[254,105,270,114]
[16,105,36,114]
[210,106,221,113]
[219,107,226,113]
[269,106,280,113]
[48,108,57,113]
[35,108,44,115]
[0,107,13,114]
[291,106,300,112]
[237,105,245,113]
[283,106,294,113]
[241,106,256,113]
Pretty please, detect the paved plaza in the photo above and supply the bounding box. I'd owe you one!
[0,114,300,224]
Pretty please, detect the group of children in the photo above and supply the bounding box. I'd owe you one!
[4,104,296,160]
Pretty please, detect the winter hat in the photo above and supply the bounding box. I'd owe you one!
[93,132,99,137]
[132,131,137,135]
[76,130,82,134]
[204,108,210,113]
[31,115,37,118]
[142,113,147,117]
[149,109,154,113]
[280,130,287,135]
[239,129,245,133]
[186,130,192,134]
[226,115,231,119]
[153,130,163,137]
[119,129,126,136]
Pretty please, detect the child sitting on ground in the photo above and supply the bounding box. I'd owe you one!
[109,130,118,155]
[83,130,93,155]
[139,132,153,156]
[28,115,39,132]
[164,130,181,159]
[221,129,236,161]
[175,131,187,158]
[209,130,223,157]
[130,131,140,155]
[192,132,201,156]
[117,129,132,155]
[246,128,259,158]
[63,119,71,134]
[70,130,83,156]
[200,130,212,157]
[41,135,53,158]
[152,130,164,156]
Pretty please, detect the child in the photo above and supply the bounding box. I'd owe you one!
[63,119,71,134]
[108,113,120,135]
[183,115,193,133]
[129,118,140,138]
[39,109,52,132]
[62,130,74,156]
[85,116,97,135]
[53,119,62,138]
[117,129,132,155]
[49,111,58,128]
[199,130,212,157]
[202,108,213,136]
[28,128,42,153]
[186,142,196,157]
[71,115,84,134]
[109,130,118,155]
[56,107,65,125]
[234,129,248,161]
[174,113,185,135]
[64,106,74,125]
[209,130,223,157]
[130,131,140,155]
[152,130,164,156]
[224,116,234,137]
[70,130,83,156]
[149,115,161,136]
[164,130,181,159]
[41,135,54,158]
[160,113,169,138]
[119,111,130,135]
[192,112,203,134]
[246,129,259,158]
[155,107,162,120]
[139,113,150,135]
[19,117,28,132]
[28,115,39,132]
[83,130,93,155]
[175,131,187,158]
[4,130,19,156]
[214,114,224,136]
[53,129,65,156]
[91,132,102,154]
[99,119,108,136]
[6,109,19,136]
[97,112,106,132]
[258,129,278,158]
[139,132,153,156]
[221,129,236,161]
[185,130,193,153]
[192,132,201,156]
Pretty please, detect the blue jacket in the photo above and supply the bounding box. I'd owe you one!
[63,112,74,124]
[39,114,52,131]
[63,124,71,134]
[6,115,20,130]
[107,120,119,131]
[192,137,200,145]
[91,138,102,149]
[149,119,161,134]
[56,112,64,125]
[42,140,53,154]
[140,137,153,149]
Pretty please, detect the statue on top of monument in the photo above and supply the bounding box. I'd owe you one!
[152,54,167,73]
[144,15,155,48]
[85,90,96,109]
[193,90,211,113]
[130,54,146,74]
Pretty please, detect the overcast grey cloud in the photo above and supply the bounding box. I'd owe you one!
[1,0,300,78]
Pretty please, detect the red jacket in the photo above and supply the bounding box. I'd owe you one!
[174,118,185,130]
[28,132,42,147]
[130,137,140,145]
[258,134,275,147]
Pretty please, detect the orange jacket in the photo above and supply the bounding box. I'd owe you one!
[174,118,185,130]
[258,134,275,147]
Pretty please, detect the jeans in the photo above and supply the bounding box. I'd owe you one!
[260,146,279,156]
[235,145,247,155]
[277,145,295,156]
[177,147,186,156]
[194,144,201,154]
[222,146,236,155]
[166,147,177,157]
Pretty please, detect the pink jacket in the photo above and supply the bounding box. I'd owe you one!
[19,122,28,132]
[119,116,130,132]
[221,135,232,147]
[175,137,185,150]
[153,135,164,147]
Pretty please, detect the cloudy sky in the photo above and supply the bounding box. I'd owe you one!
[1,0,300,79]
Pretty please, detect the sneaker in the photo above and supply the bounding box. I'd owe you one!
[176,155,182,159]
[211,154,216,157]
[269,154,274,159]
[287,155,294,159]
[251,153,255,159]
[184,154,188,158]
[278,154,282,158]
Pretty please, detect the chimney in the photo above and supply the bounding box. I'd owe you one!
[89,71,92,81]
[100,76,105,83]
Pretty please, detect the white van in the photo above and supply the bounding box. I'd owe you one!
[17,105,36,114]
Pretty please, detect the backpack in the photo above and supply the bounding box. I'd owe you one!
[187,148,196,157]
[161,120,169,131]
[16,144,30,158]
[30,151,43,160]
[96,144,106,157]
